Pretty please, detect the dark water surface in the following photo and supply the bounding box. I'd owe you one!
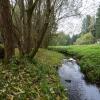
[58,59,100,100]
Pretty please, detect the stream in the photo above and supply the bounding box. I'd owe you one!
[58,58,100,100]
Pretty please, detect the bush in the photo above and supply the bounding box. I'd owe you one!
[49,32,71,46]
[75,32,94,45]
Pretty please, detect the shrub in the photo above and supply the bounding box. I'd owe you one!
[75,32,94,45]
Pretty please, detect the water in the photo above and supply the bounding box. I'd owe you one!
[58,58,100,100]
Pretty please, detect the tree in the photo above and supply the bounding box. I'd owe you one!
[0,0,14,60]
[0,0,83,60]
[16,0,40,54]
[49,32,71,46]
[30,0,52,57]
[95,6,100,39]
[81,15,92,34]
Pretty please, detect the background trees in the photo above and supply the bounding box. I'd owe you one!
[81,15,95,35]
[95,6,100,40]
[75,32,95,45]
[49,32,71,46]
[81,15,91,34]
[75,14,95,45]
[80,6,100,44]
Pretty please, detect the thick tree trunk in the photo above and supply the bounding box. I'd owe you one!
[25,0,33,54]
[30,0,51,57]
[24,0,39,54]
[41,32,50,48]
[18,0,26,55]
[0,0,14,60]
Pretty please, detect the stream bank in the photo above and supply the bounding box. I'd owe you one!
[48,45,100,86]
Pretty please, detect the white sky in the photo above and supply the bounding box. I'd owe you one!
[57,0,100,36]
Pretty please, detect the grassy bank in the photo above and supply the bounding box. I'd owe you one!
[0,49,68,100]
[48,45,100,85]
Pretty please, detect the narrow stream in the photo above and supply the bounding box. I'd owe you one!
[58,58,100,100]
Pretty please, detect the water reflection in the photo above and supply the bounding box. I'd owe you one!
[59,58,100,100]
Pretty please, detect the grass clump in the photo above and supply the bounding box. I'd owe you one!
[0,49,67,100]
[48,45,100,85]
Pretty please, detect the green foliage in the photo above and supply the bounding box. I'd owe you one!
[0,49,67,99]
[49,32,71,46]
[48,45,100,84]
[75,32,94,45]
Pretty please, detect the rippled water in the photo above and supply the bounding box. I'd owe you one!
[58,59,100,100]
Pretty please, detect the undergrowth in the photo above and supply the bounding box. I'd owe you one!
[0,49,67,100]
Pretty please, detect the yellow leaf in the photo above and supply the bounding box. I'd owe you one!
[7,94,14,100]
[56,95,60,100]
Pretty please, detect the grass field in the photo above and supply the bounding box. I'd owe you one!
[0,49,68,100]
[48,45,100,85]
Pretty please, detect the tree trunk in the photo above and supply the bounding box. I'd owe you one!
[41,32,50,48]
[18,0,26,55]
[24,0,39,54]
[30,0,51,57]
[25,0,33,54]
[0,0,14,60]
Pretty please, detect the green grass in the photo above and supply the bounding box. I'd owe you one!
[48,45,100,84]
[35,49,65,66]
[0,49,68,100]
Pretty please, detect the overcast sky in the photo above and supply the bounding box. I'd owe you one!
[57,0,100,36]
